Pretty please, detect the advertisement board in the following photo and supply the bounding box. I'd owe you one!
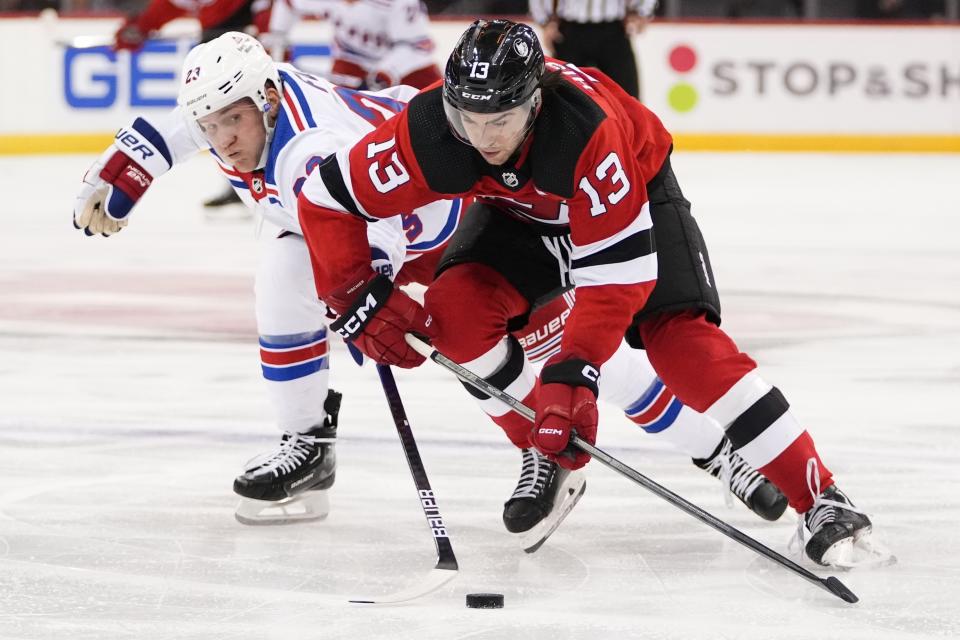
[637,23,960,150]
[0,15,957,153]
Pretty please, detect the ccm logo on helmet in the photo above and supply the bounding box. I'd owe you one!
[462,92,492,101]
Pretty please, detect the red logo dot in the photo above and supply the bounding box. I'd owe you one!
[668,45,697,73]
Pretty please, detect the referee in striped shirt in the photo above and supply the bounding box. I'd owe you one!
[529,0,658,99]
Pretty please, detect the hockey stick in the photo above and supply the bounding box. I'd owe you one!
[404,335,859,604]
[349,364,459,604]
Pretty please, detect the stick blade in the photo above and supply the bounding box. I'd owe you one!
[822,576,859,603]
[349,567,458,605]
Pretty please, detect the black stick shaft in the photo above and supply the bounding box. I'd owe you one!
[375,365,458,571]
[408,338,856,603]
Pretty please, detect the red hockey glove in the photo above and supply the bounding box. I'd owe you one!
[114,19,147,51]
[327,267,436,368]
[531,356,600,470]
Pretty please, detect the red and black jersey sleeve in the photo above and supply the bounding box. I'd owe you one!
[298,84,470,296]
[546,64,673,365]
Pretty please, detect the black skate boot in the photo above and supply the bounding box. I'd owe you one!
[503,448,586,553]
[693,437,788,521]
[801,484,873,566]
[233,389,341,525]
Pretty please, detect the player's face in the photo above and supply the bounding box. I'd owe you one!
[457,106,530,165]
[197,99,266,172]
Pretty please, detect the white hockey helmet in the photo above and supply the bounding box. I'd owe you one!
[177,31,281,122]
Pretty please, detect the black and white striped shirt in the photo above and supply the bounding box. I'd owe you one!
[529,0,658,25]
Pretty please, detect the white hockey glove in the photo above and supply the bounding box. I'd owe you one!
[74,118,172,237]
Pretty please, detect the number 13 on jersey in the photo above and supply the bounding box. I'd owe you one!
[366,137,410,194]
[579,151,631,217]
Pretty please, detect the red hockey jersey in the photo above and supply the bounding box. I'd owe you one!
[299,61,674,365]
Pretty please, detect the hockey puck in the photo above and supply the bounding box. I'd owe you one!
[465,593,504,609]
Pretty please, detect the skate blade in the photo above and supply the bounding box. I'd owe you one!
[821,532,897,570]
[234,491,330,526]
[520,470,587,554]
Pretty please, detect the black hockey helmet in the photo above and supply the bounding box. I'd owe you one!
[442,19,545,114]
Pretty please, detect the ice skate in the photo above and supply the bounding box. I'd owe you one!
[694,437,788,521]
[502,448,586,553]
[233,390,341,525]
[795,482,895,569]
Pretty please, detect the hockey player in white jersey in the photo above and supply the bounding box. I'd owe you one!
[265,0,441,90]
[72,32,787,545]
[73,31,455,525]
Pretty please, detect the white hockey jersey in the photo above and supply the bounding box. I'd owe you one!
[268,0,436,84]
[142,63,460,267]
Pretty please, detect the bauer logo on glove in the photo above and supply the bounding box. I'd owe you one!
[73,118,172,237]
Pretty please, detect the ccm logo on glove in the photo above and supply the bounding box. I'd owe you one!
[538,428,565,436]
[331,276,394,340]
[531,356,601,470]
[327,270,435,368]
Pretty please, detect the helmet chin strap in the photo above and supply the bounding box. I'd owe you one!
[254,103,277,171]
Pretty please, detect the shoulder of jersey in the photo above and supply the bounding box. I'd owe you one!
[530,78,608,199]
[404,87,479,194]
[275,67,342,130]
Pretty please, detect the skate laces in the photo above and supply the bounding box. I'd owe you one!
[788,458,867,555]
[702,440,764,508]
[510,449,553,500]
[253,431,335,477]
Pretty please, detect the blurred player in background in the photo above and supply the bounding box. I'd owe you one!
[113,0,273,52]
[72,32,784,550]
[264,0,441,90]
[529,0,656,99]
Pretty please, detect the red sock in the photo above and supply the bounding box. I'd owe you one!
[758,431,834,512]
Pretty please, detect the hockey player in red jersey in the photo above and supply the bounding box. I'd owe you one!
[297,20,891,568]
[113,0,272,51]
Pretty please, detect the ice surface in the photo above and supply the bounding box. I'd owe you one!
[2,152,959,639]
